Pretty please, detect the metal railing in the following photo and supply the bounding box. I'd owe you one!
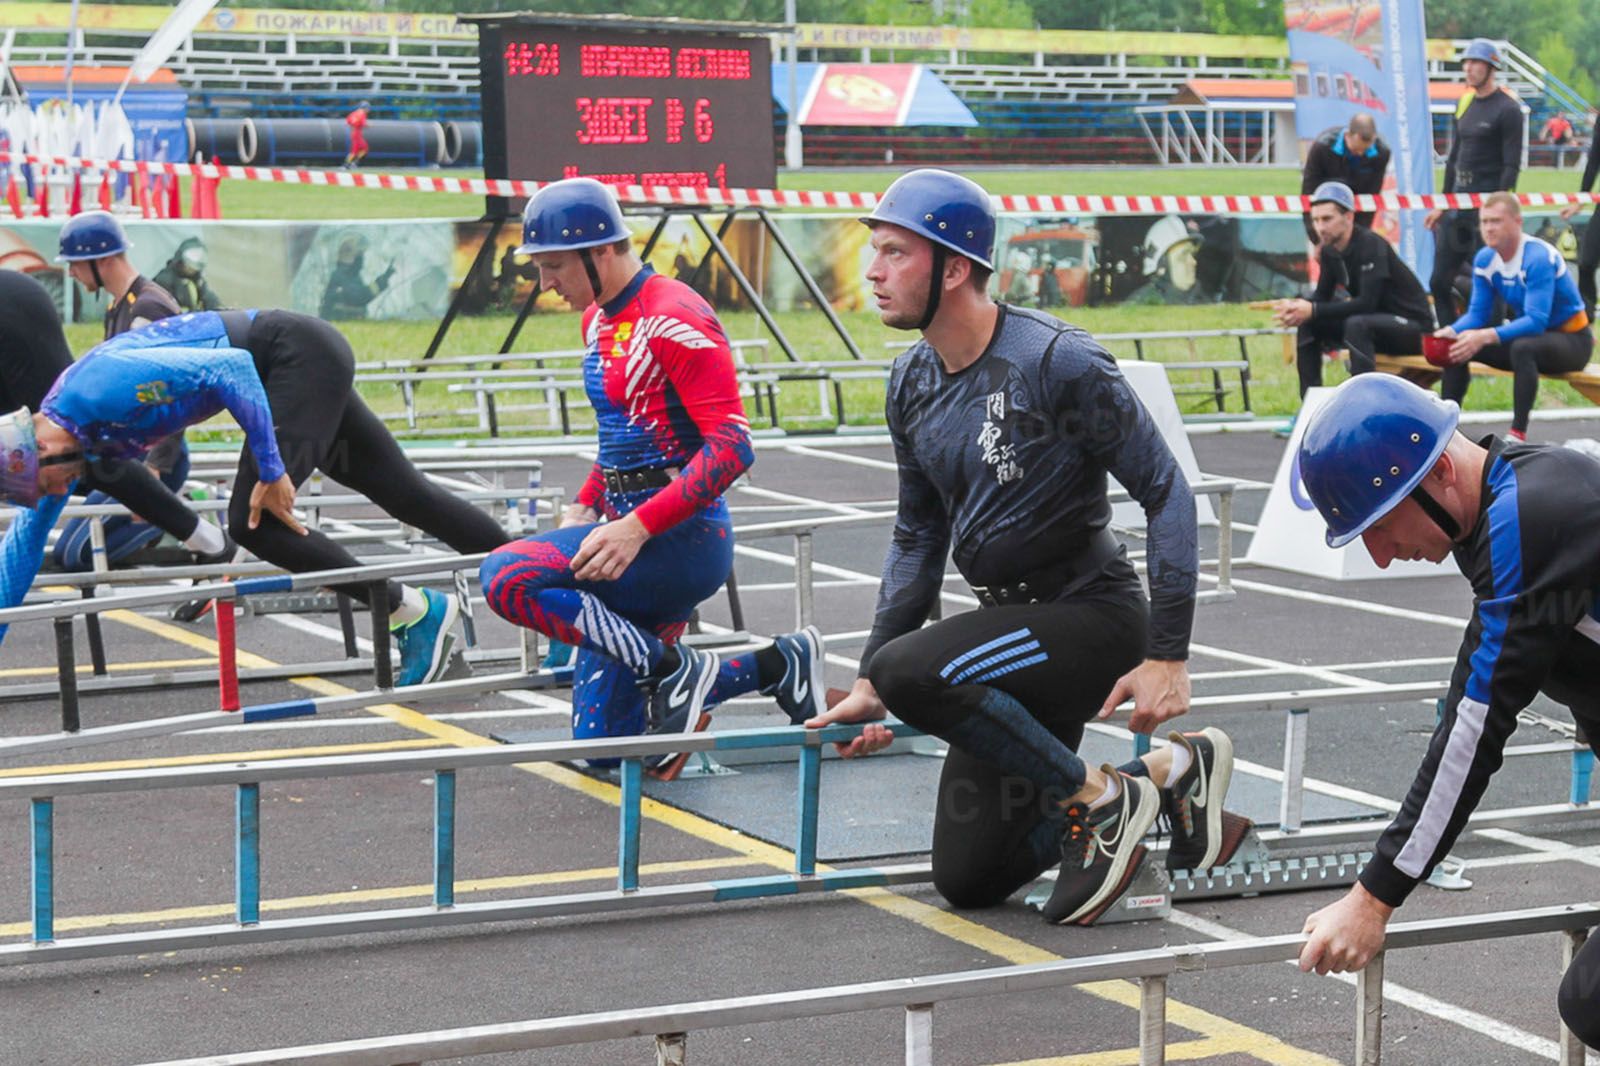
[129,902,1599,1066]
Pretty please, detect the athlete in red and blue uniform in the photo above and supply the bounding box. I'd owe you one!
[478,179,826,779]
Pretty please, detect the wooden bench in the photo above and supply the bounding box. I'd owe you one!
[1373,354,1600,405]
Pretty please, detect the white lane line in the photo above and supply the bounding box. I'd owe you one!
[732,482,874,516]
[1203,571,1469,629]
[1188,641,1370,687]
[1164,909,1563,1063]
[1472,828,1600,870]
[783,444,900,472]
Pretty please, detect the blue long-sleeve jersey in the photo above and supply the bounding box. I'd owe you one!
[41,310,284,482]
[1451,236,1589,343]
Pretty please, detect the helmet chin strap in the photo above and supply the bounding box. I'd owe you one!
[917,245,947,332]
[1407,483,1461,541]
[89,259,104,292]
[580,248,603,306]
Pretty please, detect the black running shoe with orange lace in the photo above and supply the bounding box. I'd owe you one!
[1041,767,1160,925]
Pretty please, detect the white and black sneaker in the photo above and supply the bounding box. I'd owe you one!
[642,645,719,781]
[1163,727,1245,873]
[763,625,826,724]
[1041,767,1160,926]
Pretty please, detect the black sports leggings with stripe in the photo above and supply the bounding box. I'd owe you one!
[867,589,1148,909]
[224,311,507,610]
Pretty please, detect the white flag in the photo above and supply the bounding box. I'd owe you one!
[129,0,218,83]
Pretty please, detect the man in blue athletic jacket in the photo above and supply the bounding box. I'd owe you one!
[1296,373,1600,1051]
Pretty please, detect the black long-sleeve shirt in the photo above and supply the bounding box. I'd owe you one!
[1361,438,1600,907]
[1443,88,1524,194]
[1310,226,1433,327]
[1301,126,1391,241]
[859,304,1198,673]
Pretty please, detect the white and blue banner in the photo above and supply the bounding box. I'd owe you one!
[1284,0,1434,279]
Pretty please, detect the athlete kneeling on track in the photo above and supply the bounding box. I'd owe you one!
[477,178,826,781]
[803,168,1245,924]
[0,309,507,685]
[1295,374,1600,1050]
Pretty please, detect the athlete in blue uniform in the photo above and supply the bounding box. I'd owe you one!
[476,179,825,779]
[1435,192,1594,440]
[1296,374,1600,1051]
[806,169,1241,925]
[0,309,507,684]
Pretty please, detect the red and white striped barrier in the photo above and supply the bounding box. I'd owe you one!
[2,151,1598,215]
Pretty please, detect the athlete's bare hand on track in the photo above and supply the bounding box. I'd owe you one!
[805,677,894,758]
[249,474,305,535]
[1299,883,1393,975]
[571,512,648,581]
[1098,658,1190,735]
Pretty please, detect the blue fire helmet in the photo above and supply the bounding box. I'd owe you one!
[517,178,631,256]
[0,406,41,507]
[56,210,130,262]
[1461,38,1504,70]
[860,168,996,271]
[1298,375,1461,548]
[1310,180,1356,213]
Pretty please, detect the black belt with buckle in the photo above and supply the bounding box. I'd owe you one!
[968,528,1121,608]
[602,466,677,494]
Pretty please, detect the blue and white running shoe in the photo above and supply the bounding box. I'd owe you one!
[394,587,459,687]
[644,644,720,781]
[764,625,826,724]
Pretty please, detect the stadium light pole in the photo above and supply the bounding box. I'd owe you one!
[784,0,802,169]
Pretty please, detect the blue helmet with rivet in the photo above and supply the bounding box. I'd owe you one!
[861,168,996,271]
[1310,180,1356,213]
[1298,375,1460,548]
[517,178,630,256]
[56,210,130,262]
[0,406,41,507]
[1461,38,1504,70]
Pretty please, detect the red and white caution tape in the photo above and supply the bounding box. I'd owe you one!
[3,152,1598,215]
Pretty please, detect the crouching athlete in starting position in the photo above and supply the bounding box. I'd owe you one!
[0,309,507,683]
[478,178,826,780]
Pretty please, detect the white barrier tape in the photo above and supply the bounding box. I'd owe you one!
[4,152,1599,214]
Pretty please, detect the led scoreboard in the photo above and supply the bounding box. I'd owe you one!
[470,16,778,211]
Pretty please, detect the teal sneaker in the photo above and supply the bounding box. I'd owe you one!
[394,587,459,687]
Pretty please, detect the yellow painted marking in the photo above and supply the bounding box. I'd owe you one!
[99,612,1338,1066]
[0,657,213,678]
[0,738,442,778]
[0,855,755,939]
[992,1035,1259,1065]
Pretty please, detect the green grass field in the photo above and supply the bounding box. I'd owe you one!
[131,163,1593,431]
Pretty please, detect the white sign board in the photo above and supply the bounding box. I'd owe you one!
[1111,360,1217,529]
[1245,387,1445,580]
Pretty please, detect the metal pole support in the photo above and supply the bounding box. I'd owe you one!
[54,617,80,734]
[1355,952,1384,1066]
[905,1004,934,1066]
[369,579,393,690]
[1279,707,1310,834]
[1560,928,1590,1066]
[794,531,815,630]
[1139,975,1167,1066]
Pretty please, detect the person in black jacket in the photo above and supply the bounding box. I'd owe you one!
[1558,124,1600,317]
[1300,114,1390,242]
[1426,38,1525,323]
[1274,182,1433,396]
[1295,374,1600,1053]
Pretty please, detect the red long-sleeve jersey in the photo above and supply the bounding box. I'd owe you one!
[574,267,753,534]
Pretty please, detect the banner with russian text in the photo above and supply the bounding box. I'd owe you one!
[1284,0,1434,279]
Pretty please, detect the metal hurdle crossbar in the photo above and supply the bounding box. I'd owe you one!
[126,903,1600,1066]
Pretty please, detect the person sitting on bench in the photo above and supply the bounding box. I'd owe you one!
[1274,181,1433,399]
[1433,191,1594,441]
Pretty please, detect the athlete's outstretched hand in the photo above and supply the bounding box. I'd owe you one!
[571,512,649,581]
[1098,658,1190,735]
[249,474,305,535]
[1299,883,1394,975]
[805,677,894,758]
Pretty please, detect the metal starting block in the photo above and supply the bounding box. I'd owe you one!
[1026,859,1174,925]
[243,590,344,614]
